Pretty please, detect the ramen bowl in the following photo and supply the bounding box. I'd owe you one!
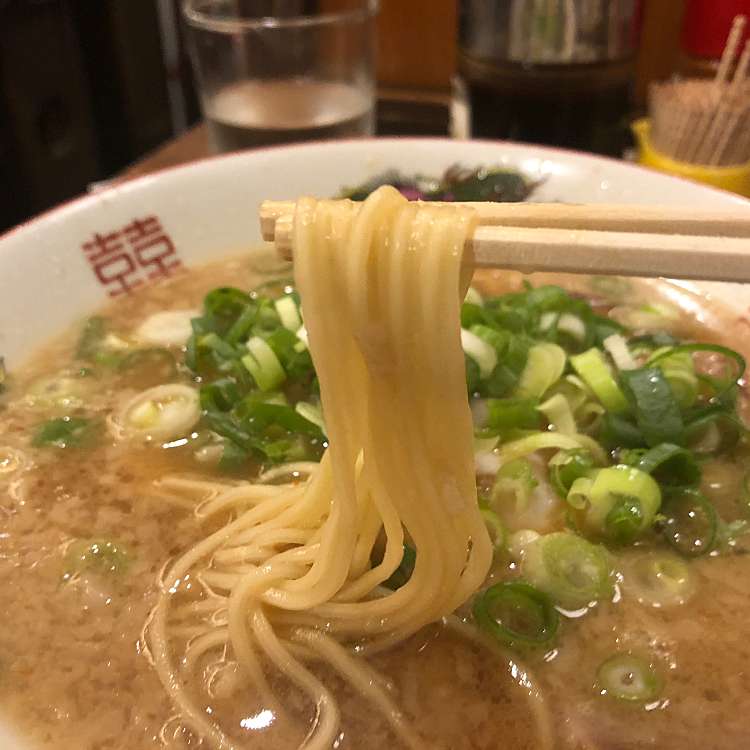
[1,138,749,750]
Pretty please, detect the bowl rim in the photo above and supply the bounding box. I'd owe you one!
[3,136,749,248]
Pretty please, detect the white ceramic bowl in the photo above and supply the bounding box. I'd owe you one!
[0,137,749,749]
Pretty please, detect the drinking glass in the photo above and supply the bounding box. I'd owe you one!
[182,0,378,153]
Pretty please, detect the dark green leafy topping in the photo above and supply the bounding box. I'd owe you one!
[340,165,536,203]
[32,417,98,448]
[619,368,685,447]
[631,443,701,488]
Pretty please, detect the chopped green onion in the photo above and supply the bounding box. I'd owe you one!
[620,368,684,447]
[603,334,636,371]
[521,532,612,609]
[515,343,566,399]
[500,431,607,466]
[557,313,587,343]
[596,653,662,702]
[203,287,255,335]
[567,465,661,545]
[610,302,679,332]
[470,324,510,355]
[716,518,750,548]
[490,459,538,514]
[538,393,577,434]
[538,311,558,332]
[647,347,698,409]
[483,335,532,397]
[242,337,286,391]
[480,508,507,555]
[570,348,629,414]
[62,539,130,581]
[599,413,645,449]
[687,421,722,455]
[474,433,499,454]
[32,417,97,449]
[135,310,196,348]
[625,551,695,608]
[294,401,326,434]
[482,397,540,435]
[119,384,201,442]
[472,581,559,648]
[76,316,108,359]
[507,529,541,560]
[648,343,745,397]
[661,488,717,557]
[274,296,302,332]
[464,286,484,306]
[295,325,309,352]
[549,449,595,498]
[25,372,91,410]
[218,437,249,471]
[461,328,498,379]
[635,443,701,487]
[604,497,645,545]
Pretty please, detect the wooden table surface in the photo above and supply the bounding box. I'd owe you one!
[121,124,210,180]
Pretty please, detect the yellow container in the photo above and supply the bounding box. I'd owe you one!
[631,118,750,198]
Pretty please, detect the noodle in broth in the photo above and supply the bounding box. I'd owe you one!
[150,187,491,748]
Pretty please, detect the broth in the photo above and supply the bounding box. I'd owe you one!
[0,251,748,749]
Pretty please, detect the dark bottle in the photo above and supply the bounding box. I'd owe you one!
[456,0,641,157]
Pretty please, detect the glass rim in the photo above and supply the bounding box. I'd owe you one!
[182,0,379,32]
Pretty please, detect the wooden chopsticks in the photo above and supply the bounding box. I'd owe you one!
[259,200,750,283]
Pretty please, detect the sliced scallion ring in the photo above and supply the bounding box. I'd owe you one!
[648,343,745,396]
[567,465,661,545]
[114,383,200,442]
[135,310,197,348]
[521,532,612,609]
[624,551,695,608]
[661,488,718,557]
[472,581,559,648]
[596,653,662,702]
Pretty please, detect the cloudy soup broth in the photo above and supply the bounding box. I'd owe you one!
[0,244,749,750]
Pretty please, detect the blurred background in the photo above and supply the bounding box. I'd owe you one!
[0,0,745,232]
